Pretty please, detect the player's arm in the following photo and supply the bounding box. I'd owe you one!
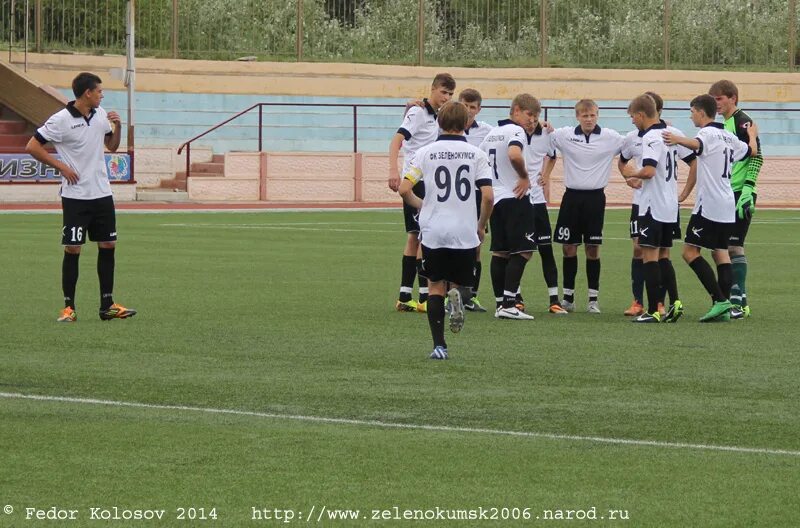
[508,144,529,199]
[736,123,762,219]
[388,132,405,192]
[477,182,493,242]
[398,162,423,209]
[540,154,556,188]
[621,159,655,180]
[25,135,79,184]
[104,111,122,152]
[678,159,697,203]
[662,131,700,151]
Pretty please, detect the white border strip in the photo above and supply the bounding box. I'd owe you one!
[2,392,798,457]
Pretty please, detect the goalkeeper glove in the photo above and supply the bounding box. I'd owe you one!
[736,185,755,220]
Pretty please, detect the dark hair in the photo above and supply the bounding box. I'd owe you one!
[511,93,541,114]
[709,80,738,103]
[458,88,482,105]
[432,73,456,91]
[72,72,102,99]
[438,101,468,132]
[644,91,664,114]
[691,94,717,119]
[629,94,657,118]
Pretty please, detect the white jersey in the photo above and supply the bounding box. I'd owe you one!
[403,135,493,249]
[620,130,643,205]
[621,122,694,207]
[550,125,623,190]
[524,124,556,205]
[35,102,114,200]
[639,123,680,223]
[693,123,751,223]
[463,120,493,147]
[479,119,528,203]
[397,99,439,173]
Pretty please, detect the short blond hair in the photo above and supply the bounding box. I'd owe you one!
[628,94,657,118]
[574,99,598,114]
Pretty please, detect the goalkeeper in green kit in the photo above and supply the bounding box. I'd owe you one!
[709,80,763,319]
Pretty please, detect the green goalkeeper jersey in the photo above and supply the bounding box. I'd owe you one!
[723,109,763,192]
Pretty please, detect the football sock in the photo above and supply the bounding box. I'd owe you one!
[97,247,115,310]
[586,258,600,302]
[631,258,644,305]
[417,259,428,303]
[473,260,482,297]
[539,244,559,303]
[563,255,578,302]
[731,255,747,305]
[504,255,528,307]
[426,295,446,348]
[399,255,416,302]
[643,261,662,314]
[659,258,679,304]
[490,255,508,308]
[717,263,733,301]
[689,256,724,302]
[62,251,80,309]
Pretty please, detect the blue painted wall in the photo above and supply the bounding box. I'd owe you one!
[73,90,799,156]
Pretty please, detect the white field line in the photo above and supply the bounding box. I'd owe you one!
[2,392,799,458]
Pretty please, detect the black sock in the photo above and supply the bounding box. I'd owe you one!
[717,263,733,300]
[563,255,578,302]
[539,245,559,304]
[504,255,528,308]
[586,258,600,301]
[473,261,482,297]
[631,258,644,305]
[416,259,428,303]
[490,255,508,308]
[689,256,724,302]
[643,261,662,314]
[62,252,80,309]
[659,258,679,305]
[97,247,115,310]
[426,295,446,348]
[399,255,416,302]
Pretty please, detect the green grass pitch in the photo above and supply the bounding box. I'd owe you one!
[1,208,798,526]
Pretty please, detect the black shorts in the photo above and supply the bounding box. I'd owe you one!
[729,191,756,246]
[489,197,537,254]
[629,204,639,238]
[531,202,553,245]
[403,181,425,233]
[637,209,678,249]
[554,188,605,245]
[419,245,476,286]
[685,212,732,251]
[61,196,117,246]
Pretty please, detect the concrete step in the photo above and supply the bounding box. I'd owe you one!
[211,154,224,163]
[191,162,225,174]
[137,189,190,202]
[159,178,187,191]
[174,171,222,180]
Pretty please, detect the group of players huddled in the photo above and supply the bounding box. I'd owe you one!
[388,74,762,360]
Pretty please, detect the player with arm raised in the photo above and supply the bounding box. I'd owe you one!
[663,94,758,322]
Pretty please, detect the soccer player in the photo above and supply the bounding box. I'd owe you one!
[25,72,137,322]
[663,94,758,322]
[398,101,494,359]
[480,94,537,320]
[389,73,455,314]
[708,80,764,318]
[520,97,567,314]
[550,99,624,313]
[620,91,696,317]
[459,88,493,312]
[619,95,683,323]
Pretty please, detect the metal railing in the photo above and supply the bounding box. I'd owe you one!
[3,0,798,70]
